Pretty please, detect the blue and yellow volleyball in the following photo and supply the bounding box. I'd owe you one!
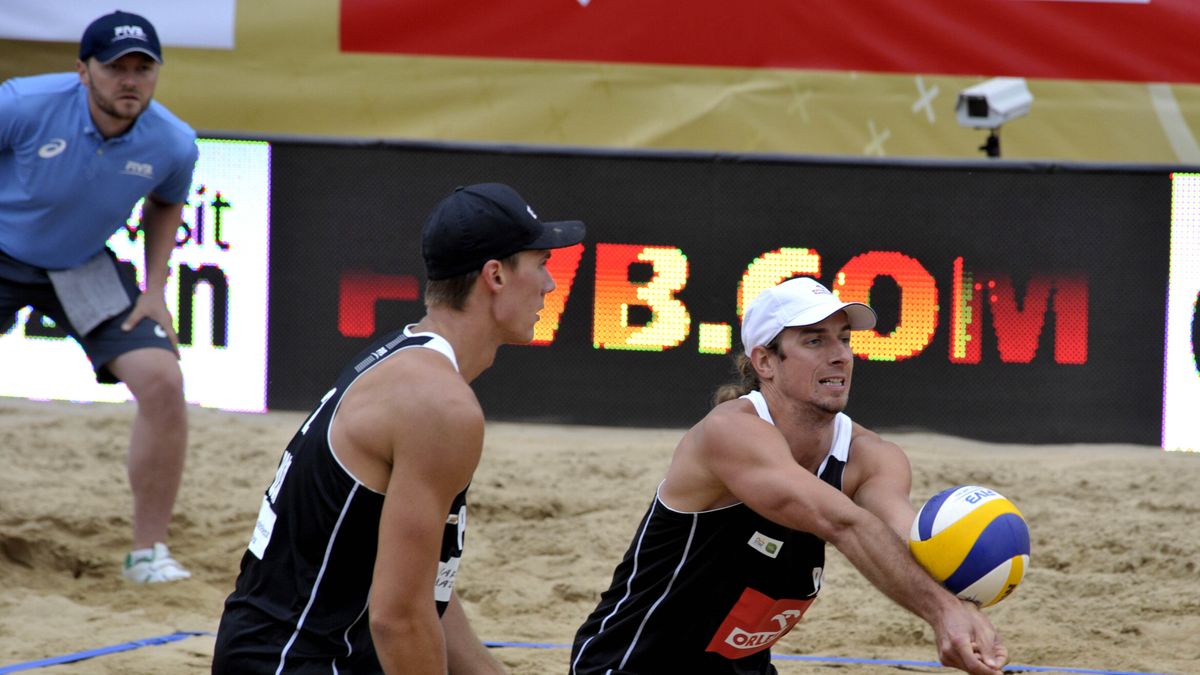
[909,485,1030,608]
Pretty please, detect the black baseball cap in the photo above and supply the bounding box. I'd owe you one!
[422,183,586,280]
[79,11,163,64]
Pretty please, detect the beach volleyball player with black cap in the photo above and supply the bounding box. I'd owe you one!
[214,184,585,674]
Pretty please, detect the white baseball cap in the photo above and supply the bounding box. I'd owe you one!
[740,277,877,355]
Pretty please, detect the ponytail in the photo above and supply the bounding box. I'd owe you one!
[712,337,784,406]
[712,353,760,406]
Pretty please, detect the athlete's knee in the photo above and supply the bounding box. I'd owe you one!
[119,353,185,409]
[137,373,185,416]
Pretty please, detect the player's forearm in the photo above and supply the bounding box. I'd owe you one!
[855,489,918,541]
[443,594,506,674]
[827,509,959,625]
[447,644,505,675]
[139,199,182,292]
[371,612,449,674]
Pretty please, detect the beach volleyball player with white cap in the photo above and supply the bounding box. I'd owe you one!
[571,276,1009,675]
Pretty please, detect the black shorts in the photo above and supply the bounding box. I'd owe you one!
[0,248,174,384]
[213,603,383,675]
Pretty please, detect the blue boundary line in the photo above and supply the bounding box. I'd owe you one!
[480,642,1176,675]
[0,631,213,674]
[769,652,1176,675]
[0,634,1177,675]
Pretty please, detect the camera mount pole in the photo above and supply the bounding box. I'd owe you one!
[981,129,1001,158]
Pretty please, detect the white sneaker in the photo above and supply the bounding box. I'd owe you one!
[122,542,192,583]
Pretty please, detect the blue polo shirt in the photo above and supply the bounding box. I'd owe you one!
[0,72,198,270]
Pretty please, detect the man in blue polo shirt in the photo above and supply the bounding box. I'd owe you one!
[0,11,199,583]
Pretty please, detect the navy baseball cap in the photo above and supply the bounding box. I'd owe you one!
[79,11,163,64]
[422,183,586,280]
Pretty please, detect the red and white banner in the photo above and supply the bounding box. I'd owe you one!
[341,0,1200,83]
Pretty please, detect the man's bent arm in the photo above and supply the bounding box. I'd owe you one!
[444,592,506,675]
[123,195,182,348]
[139,195,180,296]
[700,414,1006,675]
[370,381,484,674]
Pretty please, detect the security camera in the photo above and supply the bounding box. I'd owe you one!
[955,77,1032,158]
[955,77,1032,130]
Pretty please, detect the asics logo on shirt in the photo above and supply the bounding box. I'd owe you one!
[122,160,155,179]
[38,139,67,158]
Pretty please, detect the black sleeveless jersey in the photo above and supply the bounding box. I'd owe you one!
[571,392,853,675]
[213,327,469,674]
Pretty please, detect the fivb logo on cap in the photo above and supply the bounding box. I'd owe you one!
[79,11,163,64]
[113,24,150,42]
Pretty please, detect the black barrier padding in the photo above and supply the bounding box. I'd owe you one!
[1193,289,1200,376]
[268,142,1168,443]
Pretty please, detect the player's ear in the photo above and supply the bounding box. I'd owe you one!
[749,344,776,380]
[480,259,505,292]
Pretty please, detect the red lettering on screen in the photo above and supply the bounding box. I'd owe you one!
[1048,275,1089,365]
[338,271,419,338]
[988,273,1089,364]
[835,251,938,362]
[330,247,1089,364]
[950,263,1090,365]
[532,243,584,345]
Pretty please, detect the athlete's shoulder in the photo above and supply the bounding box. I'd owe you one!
[1,73,77,116]
[367,349,485,477]
[334,347,483,458]
[704,396,771,430]
[3,72,78,97]
[692,397,778,456]
[707,395,758,420]
[846,421,911,476]
[141,101,198,152]
[848,421,902,453]
[373,346,481,421]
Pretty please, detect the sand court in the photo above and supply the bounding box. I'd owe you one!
[0,398,1196,674]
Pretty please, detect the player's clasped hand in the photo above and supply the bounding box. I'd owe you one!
[938,600,1008,675]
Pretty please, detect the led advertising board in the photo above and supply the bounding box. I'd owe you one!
[8,137,1184,446]
[0,139,271,412]
[265,144,1169,443]
[1163,173,1200,452]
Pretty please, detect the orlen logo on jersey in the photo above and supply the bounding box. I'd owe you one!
[705,588,814,660]
[723,619,797,650]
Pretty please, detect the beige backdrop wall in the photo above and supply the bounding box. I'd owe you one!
[3,0,1200,164]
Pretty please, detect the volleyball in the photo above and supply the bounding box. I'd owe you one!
[909,485,1030,608]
